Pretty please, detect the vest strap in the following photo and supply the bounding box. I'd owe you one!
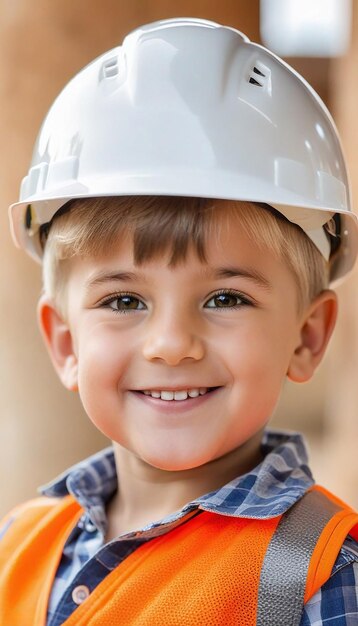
[256,488,345,626]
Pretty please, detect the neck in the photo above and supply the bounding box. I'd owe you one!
[106,431,264,539]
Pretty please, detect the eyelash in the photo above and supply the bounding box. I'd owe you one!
[98,289,253,315]
[99,292,145,315]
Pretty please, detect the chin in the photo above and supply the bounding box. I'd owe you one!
[140,450,210,472]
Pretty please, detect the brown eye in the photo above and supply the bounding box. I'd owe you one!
[108,295,146,312]
[213,294,239,307]
[205,291,247,309]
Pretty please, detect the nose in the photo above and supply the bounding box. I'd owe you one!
[142,310,205,366]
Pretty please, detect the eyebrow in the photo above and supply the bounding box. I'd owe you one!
[85,271,145,290]
[207,266,272,291]
[85,265,272,291]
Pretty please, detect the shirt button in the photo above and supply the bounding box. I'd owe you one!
[72,585,90,605]
[85,520,97,533]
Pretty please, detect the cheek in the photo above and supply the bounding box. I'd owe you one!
[219,323,294,394]
[76,329,130,411]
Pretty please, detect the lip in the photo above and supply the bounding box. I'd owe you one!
[132,386,219,392]
[129,387,222,414]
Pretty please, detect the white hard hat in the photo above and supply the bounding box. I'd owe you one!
[9,17,358,280]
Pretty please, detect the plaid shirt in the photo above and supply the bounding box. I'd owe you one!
[7,431,358,625]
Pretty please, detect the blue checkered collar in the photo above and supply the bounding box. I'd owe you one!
[40,430,314,535]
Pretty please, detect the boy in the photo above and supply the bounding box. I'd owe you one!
[1,17,358,626]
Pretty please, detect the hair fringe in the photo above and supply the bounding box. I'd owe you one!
[42,196,329,315]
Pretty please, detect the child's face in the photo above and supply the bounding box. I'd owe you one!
[42,211,332,472]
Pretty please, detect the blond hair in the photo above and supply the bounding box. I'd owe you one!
[42,196,329,312]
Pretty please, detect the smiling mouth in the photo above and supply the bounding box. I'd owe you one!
[136,387,220,401]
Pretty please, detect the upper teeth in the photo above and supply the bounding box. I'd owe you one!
[143,388,208,401]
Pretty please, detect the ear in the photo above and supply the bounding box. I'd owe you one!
[37,294,78,391]
[287,290,338,383]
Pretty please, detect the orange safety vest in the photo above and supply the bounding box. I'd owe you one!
[0,485,357,626]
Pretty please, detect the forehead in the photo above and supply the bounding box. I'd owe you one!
[60,211,302,323]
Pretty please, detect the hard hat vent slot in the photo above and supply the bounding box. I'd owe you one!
[249,75,263,86]
[249,66,266,87]
[101,56,119,79]
[248,61,271,92]
[254,66,265,77]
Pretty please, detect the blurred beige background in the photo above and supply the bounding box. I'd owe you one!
[0,0,357,516]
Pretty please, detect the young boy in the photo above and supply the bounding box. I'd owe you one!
[1,17,358,626]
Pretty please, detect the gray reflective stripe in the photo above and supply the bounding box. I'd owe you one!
[256,490,341,626]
